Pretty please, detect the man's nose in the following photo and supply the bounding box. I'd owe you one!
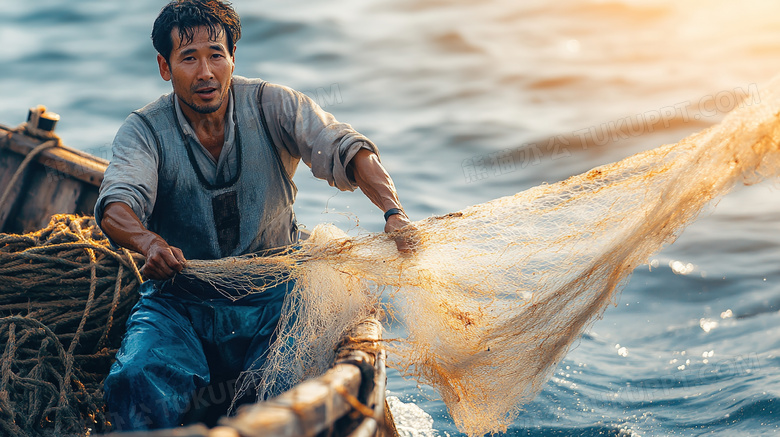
[196,58,213,79]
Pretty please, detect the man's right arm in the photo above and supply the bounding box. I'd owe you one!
[101,202,185,280]
[96,113,183,280]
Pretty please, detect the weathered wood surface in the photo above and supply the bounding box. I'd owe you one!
[100,318,396,437]
[0,123,108,234]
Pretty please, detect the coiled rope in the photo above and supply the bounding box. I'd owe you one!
[0,214,143,436]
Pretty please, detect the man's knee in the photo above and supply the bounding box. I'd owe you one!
[104,359,208,430]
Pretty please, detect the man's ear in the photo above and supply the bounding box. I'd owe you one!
[157,54,172,81]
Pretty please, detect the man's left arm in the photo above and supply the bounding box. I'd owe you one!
[260,83,416,252]
[348,148,416,253]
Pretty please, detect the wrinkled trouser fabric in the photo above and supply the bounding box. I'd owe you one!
[104,277,291,431]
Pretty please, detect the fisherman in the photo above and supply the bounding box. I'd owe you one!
[95,0,413,431]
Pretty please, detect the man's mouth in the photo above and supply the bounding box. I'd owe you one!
[195,86,218,97]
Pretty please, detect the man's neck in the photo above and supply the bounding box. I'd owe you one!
[177,96,228,161]
[178,95,227,135]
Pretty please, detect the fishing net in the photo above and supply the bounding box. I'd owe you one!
[185,77,780,436]
[0,215,143,436]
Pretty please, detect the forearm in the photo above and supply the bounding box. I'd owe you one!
[349,148,405,214]
[349,148,417,252]
[100,202,163,256]
[101,202,186,280]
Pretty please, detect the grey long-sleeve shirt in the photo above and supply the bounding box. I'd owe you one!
[95,80,378,228]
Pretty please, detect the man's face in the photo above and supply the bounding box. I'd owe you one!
[157,25,235,115]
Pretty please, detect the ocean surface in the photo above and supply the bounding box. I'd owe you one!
[3,1,780,435]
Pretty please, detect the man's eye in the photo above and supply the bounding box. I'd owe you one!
[183,56,195,61]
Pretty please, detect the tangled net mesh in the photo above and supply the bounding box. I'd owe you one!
[0,215,143,436]
[186,77,780,436]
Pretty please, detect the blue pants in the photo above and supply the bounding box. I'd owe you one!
[104,277,291,431]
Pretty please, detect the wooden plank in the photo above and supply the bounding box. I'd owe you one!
[0,123,108,233]
[0,143,30,232]
[100,424,241,437]
[76,185,101,217]
[11,164,83,233]
[224,364,363,437]
[0,124,107,188]
[221,318,385,437]
[380,400,400,437]
[101,425,211,437]
[348,351,390,437]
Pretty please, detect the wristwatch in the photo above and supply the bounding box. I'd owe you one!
[383,208,404,221]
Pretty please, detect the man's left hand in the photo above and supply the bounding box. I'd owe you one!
[385,214,418,253]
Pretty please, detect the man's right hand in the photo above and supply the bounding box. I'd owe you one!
[100,202,187,281]
[141,238,186,280]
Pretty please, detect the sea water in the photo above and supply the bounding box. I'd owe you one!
[2,1,780,435]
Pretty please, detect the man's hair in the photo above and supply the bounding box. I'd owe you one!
[152,0,241,62]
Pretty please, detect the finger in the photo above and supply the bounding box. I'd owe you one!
[406,231,420,250]
[394,236,413,253]
[385,216,418,253]
[160,248,184,272]
[384,215,412,233]
[171,247,187,266]
[392,228,419,253]
[141,263,167,281]
[146,256,176,279]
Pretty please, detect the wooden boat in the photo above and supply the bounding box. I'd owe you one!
[0,108,107,234]
[0,108,397,437]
